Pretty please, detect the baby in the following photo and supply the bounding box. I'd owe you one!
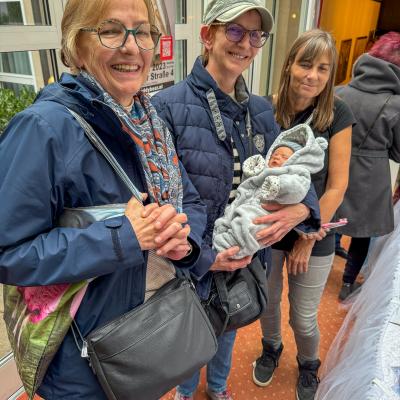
[213,123,328,258]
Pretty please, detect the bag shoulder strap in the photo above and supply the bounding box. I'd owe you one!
[67,108,143,203]
[358,94,392,150]
[304,112,313,126]
[213,271,230,332]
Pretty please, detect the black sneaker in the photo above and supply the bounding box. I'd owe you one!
[296,358,321,400]
[338,282,353,300]
[335,246,348,259]
[339,282,362,301]
[252,341,283,386]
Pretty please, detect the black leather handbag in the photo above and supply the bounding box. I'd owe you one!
[78,277,217,400]
[68,108,218,400]
[202,256,268,337]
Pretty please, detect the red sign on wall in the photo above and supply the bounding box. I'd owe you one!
[160,35,173,61]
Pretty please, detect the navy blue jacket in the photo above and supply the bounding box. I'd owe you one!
[0,73,206,399]
[152,57,320,299]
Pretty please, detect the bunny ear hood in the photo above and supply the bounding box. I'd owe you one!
[265,124,328,174]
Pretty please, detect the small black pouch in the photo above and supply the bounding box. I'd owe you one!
[202,256,268,337]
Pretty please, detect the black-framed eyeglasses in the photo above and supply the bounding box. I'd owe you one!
[211,22,270,48]
[80,19,161,51]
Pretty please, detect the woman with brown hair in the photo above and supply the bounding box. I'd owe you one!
[252,29,354,400]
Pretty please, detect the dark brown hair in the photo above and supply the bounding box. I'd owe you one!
[274,29,338,131]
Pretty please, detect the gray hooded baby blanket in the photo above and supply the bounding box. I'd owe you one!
[213,123,328,258]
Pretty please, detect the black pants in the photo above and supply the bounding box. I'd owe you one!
[342,237,371,284]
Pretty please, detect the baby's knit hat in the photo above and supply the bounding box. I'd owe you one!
[274,140,303,153]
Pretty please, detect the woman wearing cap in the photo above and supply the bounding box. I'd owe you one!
[252,30,354,400]
[152,1,320,399]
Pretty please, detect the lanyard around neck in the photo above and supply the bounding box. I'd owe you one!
[304,112,313,126]
[206,89,254,155]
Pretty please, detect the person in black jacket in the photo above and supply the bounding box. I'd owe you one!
[335,31,400,300]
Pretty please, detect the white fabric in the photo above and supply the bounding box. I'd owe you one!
[316,201,400,400]
[144,250,176,301]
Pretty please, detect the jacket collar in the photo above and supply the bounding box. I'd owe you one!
[35,73,121,129]
[36,73,102,107]
[187,56,249,117]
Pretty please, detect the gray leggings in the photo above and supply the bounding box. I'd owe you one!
[260,249,334,363]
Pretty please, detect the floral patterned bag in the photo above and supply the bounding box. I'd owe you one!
[3,282,89,398]
[3,205,126,399]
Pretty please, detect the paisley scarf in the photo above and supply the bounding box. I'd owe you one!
[80,71,183,212]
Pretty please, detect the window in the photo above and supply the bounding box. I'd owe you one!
[175,0,186,24]
[174,0,203,81]
[0,0,51,26]
[0,49,59,92]
[174,39,187,83]
[0,1,23,24]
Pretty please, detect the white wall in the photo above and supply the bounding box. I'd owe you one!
[390,160,399,191]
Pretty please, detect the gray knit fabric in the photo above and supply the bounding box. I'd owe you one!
[213,123,327,258]
[203,0,274,33]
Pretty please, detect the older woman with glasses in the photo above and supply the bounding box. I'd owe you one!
[0,0,206,399]
[152,1,320,399]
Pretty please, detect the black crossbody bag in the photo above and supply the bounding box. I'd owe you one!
[203,90,269,337]
[202,256,268,337]
[68,108,217,400]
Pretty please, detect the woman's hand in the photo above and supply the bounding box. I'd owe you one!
[298,227,327,241]
[210,247,252,272]
[125,197,160,250]
[155,223,191,258]
[142,205,191,258]
[163,240,192,261]
[253,203,310,247]
[287,237,315,275]
[125,197,190,253]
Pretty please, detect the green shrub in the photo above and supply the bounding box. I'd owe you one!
[0,87,36,134]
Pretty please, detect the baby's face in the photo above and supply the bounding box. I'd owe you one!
[268,146,294,167]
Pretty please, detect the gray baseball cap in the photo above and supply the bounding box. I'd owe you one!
[203,0,274,33]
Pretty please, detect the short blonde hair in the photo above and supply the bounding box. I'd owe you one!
[275,29,338,132]
[61,0,156,74]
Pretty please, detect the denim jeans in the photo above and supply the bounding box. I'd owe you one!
[177,329,237,396]
[259,249,334,363]
[335,233,342,249]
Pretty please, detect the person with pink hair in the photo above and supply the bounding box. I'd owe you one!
[336,31,400,300]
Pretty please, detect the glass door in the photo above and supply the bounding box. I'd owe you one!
[174,0,203,82]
